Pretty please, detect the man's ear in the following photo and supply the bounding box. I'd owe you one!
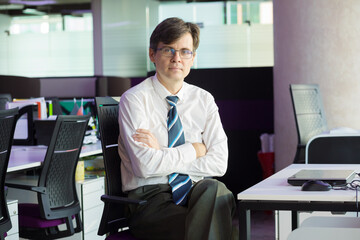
[149,48,156,63]
[190,52,196,67]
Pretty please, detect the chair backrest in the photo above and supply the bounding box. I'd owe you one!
[306,135,360,164]
[287,227,360,240]
[0,108,18,239]
[13,105,35,145]
[290,84,328,163]
[0,94,11,110]
[95,97,130,235]
[290,84,328,145]
[37,114,89,220]
[95,97,122,196]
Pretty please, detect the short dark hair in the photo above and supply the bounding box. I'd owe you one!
[150,17,200,52]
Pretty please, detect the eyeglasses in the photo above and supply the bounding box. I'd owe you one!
[156,47,193,59]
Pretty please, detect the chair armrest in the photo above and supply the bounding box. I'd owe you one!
[100,194,147,205]
[5,182,46,194]
[98,194,147,236]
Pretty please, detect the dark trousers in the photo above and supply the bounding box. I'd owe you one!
[127,179,239,240]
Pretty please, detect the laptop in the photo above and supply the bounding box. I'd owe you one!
[287,169,356,186]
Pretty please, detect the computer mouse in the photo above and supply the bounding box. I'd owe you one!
[301,180,332,191]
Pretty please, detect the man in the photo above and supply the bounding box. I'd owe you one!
[118,17,238,240]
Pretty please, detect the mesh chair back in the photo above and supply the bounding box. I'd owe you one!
[290,84,328,163]
[290,84,327,144]
[38,114,89,219]
[0,108,18,238]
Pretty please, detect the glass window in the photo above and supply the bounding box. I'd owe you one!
[102,0,273,77]
[154,1,273,70]
[1,0,273,78]
[1,13,93,77]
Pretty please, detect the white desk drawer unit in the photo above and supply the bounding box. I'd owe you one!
[6,199,18,240]
[76,177,105,240]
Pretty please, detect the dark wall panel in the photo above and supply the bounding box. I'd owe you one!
[143,67,274,195]
[185,67,274,195]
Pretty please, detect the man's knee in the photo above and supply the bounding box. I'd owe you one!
[193,179,232,199]
[194,178,218,192]
[190,179,236,221]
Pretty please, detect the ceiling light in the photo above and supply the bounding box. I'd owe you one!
[22,8,46,15]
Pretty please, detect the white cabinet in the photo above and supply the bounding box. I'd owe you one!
[76,177,105,240]
[6,199,18,240]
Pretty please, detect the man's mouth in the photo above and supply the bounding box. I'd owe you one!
[169,66,182,70]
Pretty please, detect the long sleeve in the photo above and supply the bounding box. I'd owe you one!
[179,93,228,179]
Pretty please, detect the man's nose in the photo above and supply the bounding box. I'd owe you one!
[171,51,182,61]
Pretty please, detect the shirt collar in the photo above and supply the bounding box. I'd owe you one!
[152,74,185,102]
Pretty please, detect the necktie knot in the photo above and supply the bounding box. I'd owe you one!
[166,96,179,107]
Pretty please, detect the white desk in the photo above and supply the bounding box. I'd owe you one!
[8,141,102,172]
[237,164,360,240]
[80,141,102,158]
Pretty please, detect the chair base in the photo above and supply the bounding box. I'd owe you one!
[18,204,82,240]
[20,225,81,240]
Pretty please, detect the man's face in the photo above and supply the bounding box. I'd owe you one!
[149,33,195,85]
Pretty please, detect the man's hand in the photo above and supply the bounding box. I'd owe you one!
[192,143,207,158]
[132,129,160,150]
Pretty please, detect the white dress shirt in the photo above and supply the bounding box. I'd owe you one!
[118,75,228,192]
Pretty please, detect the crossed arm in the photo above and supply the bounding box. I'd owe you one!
[132,128,207,158]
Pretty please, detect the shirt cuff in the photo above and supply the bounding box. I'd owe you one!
[177,143,196,162]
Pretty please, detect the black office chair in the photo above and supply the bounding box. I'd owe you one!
[13,104,36,145]
[95,97,146,240]
[6,114,90,239]
[287,226,360,240]
[0,94,36,145]
[306,135,360,164]
[290,84,328,163]
[0,94,12,110]
[0,108,18,240]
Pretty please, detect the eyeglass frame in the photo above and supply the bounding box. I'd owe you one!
[155,47,194,59]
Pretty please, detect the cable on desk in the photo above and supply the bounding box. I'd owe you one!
[352,181,360,217]
[357,186,359,217]
[332,178,360,217]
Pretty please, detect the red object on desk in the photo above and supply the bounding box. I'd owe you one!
[257,151,275,179]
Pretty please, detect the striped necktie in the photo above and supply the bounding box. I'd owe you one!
[166,96,192,205]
